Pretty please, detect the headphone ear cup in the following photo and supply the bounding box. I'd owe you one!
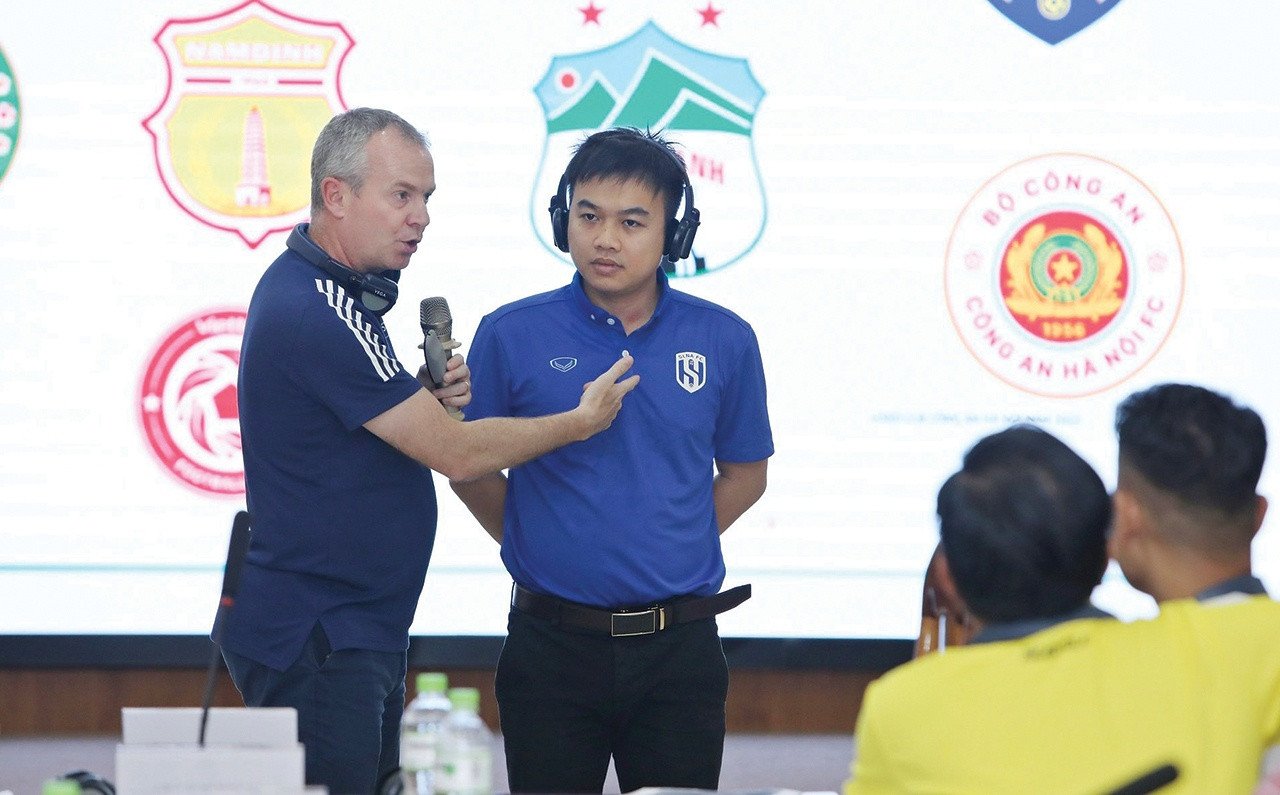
[549,202,569,253]
[668,207,700,261]
[548,174,571,253]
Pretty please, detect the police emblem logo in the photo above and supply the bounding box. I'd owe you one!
[1001,211,1127,342]
[532,22,766,276]
[944,153,1184,398]
[985,0,1124,45]
[0,45,20,187]
[138,309,247,497]
[676,351,707,394]
[142,0,352,248]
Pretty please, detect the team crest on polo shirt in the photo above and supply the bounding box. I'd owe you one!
[676,351,707,393]
[532,22,767,277]
[550,357,578,372]
[142,1,352,248]
[0,45,20,187]
[984,0,1125,45]
[944,153,1183,398]
[138,308,247,498]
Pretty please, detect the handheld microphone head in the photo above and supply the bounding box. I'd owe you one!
[420,296,453,340]
[419,298,461,419]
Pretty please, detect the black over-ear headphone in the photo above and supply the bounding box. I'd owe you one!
[547,147,700,261]
[286,224,399,315]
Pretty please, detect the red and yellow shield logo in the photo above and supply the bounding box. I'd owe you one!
[1000,211,1129,343]
[142,0,352,248]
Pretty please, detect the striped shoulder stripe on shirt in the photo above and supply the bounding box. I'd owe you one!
[314,278,401,382]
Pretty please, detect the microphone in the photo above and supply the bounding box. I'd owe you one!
[200,511,252,747]
[420,297,464,420]
[1105,763,1179,795]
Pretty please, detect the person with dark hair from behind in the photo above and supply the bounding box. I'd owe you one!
[1111,382,1269,604]
[1113,382,1280,792]
[844,424,1280,794]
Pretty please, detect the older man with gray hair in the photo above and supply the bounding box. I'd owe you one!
[220,107,638,793]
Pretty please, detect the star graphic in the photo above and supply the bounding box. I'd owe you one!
[1050,253,1078,283]
[697,2,723,26]
[579,1,604,25]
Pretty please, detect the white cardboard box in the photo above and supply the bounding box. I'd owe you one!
[122,707,297,747]
[115,707,310,794]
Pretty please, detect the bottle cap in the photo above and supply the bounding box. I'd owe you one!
[415,671,448,694]
[448,686,481,712]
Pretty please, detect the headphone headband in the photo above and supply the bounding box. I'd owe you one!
[286,224,399,315]
[547,138,700,261]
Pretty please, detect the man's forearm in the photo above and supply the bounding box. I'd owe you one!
[713,459,769,533]
[450,472,507,543]
[368,391,590,481]
[367,355,637,482]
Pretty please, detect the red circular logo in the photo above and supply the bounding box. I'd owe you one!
[1000,210,1130,343]
[138,308,246,497]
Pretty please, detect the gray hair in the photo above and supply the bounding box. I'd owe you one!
[310,108,429,213]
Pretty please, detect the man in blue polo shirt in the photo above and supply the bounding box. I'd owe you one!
[224,108,639,794]
[452,127,773,793]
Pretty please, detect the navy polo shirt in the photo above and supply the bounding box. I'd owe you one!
[223,242,437,671]
[466,270,773,608]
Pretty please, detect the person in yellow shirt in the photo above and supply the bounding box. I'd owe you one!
[844,424,1280,794]
[1110,382,1269,604]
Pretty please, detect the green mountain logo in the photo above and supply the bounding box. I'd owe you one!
[549,51,753,135]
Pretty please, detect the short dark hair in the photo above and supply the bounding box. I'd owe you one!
[311,107,428,213]
[937,425,1110,624]
[1116,383,1266,520]
[562,127,687,226]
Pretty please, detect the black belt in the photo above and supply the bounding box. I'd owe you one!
[511,583,751,637]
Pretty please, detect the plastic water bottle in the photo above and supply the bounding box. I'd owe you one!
[400,672,452,794]
[436,687,494,795]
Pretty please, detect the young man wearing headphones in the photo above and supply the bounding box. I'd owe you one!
[224,108,639,794]
[452,127,773,792]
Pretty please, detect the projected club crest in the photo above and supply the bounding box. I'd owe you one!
[142,0,352,248]
[984,0,1125,45]
[944,153,1184,398]
[139,309,247,498]
[0,45,20,187]
[532,22,766,277]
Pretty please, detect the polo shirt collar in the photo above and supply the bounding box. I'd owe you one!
[970,602,1114,645]
[1196,573,1269,602]
[569,269,670,329]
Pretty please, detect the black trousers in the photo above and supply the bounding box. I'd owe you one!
[495,606,730,794]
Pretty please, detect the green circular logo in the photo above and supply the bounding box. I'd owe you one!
[0,45,20,185]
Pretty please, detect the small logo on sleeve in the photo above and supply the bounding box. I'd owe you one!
[676,352,707,394]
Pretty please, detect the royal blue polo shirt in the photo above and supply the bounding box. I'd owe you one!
[466,270,773,608]
[223,241,437,671]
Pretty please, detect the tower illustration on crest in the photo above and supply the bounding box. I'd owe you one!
[235,107,272,208]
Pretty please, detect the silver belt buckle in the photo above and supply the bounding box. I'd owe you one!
[610,607,666,637]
